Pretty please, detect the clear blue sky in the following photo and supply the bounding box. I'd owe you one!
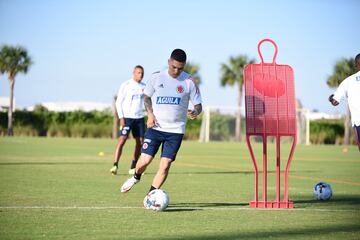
[0,0,359,113]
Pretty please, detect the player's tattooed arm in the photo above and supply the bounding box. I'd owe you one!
[144,95,159,128]
[144,95,153,113]
[194,104,202,115]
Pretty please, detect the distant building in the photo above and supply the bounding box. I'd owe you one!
[27,101,111,112]
[0,97,15,112]
[307,111,343,120]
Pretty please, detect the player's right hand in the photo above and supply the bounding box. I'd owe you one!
[147,113,159,128]
[187,109,198,120]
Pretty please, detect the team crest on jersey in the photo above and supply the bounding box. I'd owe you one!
[156,96,181,105]
[356,76,360,81]
[142,143,148,150]
[176,85,184,93]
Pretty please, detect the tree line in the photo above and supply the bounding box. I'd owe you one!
[0,44,356,145]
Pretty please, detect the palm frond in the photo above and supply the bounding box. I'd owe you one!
[327,58,355,88]
[184,61,201,85]
[220,55,254,87]
[0,45,33,77]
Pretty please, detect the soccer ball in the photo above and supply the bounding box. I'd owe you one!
[143,189,169,211]
[313,182,332,200]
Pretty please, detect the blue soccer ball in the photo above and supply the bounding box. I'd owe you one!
[313,182,332,201]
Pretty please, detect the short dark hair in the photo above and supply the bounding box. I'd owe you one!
[355,53,360,63]
[134,65,144,71]
[170,49,187,63]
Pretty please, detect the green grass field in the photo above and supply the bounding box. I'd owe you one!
[0,137,359,240]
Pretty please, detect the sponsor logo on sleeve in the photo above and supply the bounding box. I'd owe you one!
[156,96,181,105]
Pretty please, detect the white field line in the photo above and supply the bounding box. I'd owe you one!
[0,206,358,212]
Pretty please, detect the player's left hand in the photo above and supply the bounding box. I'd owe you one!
[328,94,339,106]
[187,109,198,120]
[119,118,125,130]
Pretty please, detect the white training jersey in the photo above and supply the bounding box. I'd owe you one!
[144,70,202,134]
[333,71,360,126]
[115,79,145,119]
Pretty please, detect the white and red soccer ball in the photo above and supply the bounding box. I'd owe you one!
[143,189,169,211]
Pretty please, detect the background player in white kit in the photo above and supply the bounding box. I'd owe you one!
[329,53,360,150]
[110,65,146,175]
[120,49,202,193]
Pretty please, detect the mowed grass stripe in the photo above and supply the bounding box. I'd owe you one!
[289,174,360,186]
[181,154,360,163]
[176,161,360,186]
[0,206,358,213]
[0,137,359,240]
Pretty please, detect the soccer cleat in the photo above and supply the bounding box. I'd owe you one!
[120,177,139,193]
[128,168,135,175]
[110,165,118,175]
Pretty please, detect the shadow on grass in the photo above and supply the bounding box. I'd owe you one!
[295,194,360,206]
[170,202,248,208]
[164,208,200,212]
[164,202,248,212]
[149,224,360,240]
[169,196,360,211]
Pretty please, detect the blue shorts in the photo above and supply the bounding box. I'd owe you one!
[119,118,145,138]
[141,128,184,161]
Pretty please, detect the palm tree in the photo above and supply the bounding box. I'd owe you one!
[327,58,355,145]
[184,62,201,85]
[220,55,255,141]
[0,45,32,136]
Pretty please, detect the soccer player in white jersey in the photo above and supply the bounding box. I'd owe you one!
[110,65,146,175]
[120,49,202,193]
[329,53,360,150]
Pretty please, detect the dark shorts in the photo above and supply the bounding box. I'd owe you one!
[119,118,145,138]
[354,125,360,150]
[141,128,184,161]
